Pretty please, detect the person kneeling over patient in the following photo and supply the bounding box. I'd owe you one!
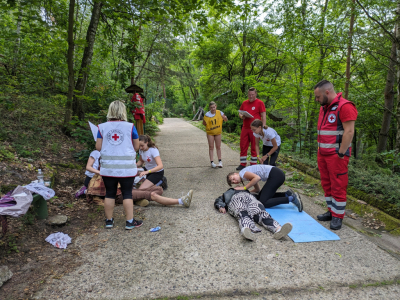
[214,188,292,241]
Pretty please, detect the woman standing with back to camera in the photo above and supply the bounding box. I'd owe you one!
[96,100,143,230]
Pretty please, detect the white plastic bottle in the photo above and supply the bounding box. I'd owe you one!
[37,169,44,184]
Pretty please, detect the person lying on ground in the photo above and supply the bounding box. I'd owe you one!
[214,188,292,241]
[226,164,303,212]
[75,150,100,198]
[251,119,281,166]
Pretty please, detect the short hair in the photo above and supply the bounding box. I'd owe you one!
[314,80,333,91]
[209,101,216,108]
[107,100,127,121]
[248,87,257,93]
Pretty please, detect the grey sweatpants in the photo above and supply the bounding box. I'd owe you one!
[228,192,280,233]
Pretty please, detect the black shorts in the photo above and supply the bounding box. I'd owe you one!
[102,176,135,199]
[144,168,164,185]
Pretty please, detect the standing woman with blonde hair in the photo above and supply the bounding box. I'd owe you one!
[203,101,228,168]
[96,100,143,229]
[251,119,281,166]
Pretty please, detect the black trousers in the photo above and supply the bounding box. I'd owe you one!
[258,167,289,208]
[262,145,281,166]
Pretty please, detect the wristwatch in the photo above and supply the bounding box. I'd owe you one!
[338,152,345,158]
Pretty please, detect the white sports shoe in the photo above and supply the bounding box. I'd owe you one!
[218,161,223,168]
[181,190,193,208]
[241,227,256,241]
[273,223,293,240]
[211,162,217,168]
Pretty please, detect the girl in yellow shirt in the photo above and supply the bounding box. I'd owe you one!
[203,101,228,168]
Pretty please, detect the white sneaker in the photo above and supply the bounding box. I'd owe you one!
[181,190,193,208]
[218,161,223,168]
[241,227,256,241]
[273,223,293,240]
[211,162,217,168]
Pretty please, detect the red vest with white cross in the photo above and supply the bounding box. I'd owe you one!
[317,93,355,156]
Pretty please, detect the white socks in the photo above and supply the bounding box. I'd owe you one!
[178,198,183,205]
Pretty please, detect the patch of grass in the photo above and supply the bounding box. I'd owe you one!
[303,188,320,197]
[7,235,19,254]
[65,203,74,209]
[314,200,327,207]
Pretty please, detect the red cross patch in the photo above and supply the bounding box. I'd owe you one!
[328,113,336,123]
[147,156,151,162]
[107,129,124,145]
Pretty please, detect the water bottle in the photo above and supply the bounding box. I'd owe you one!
[37,169,44,184]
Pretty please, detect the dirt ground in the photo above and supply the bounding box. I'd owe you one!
[0,136,145,299]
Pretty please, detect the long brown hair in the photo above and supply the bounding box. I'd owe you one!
[139,135,157,149]
[251,119,268,130]
[226,172,243,187]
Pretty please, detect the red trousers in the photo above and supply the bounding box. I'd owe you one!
[317,153,349,219]
[240,128,258,166]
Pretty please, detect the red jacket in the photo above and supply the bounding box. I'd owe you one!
[131,93,146,124]
[317,93,355,156]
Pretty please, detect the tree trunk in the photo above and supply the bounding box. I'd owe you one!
[12,8,23,76]
[241,29,246,93]
[63,0,76,132]
[114,29,124,90]
[377,32,396,153]
[72,1,103,120]
[344,0,355,99]
[396,3,400,153]
[305,0,329,158]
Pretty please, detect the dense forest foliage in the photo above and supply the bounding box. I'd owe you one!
[1,1,400,202]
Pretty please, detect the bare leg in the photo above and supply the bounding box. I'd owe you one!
[104,197,115,220]
[123,199,133,220]
[139,179,155,190]
[207,134,215,161]
[151,192,179,205]
[214,134,222,160]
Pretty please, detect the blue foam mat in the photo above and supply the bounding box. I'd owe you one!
[265,204,340,243]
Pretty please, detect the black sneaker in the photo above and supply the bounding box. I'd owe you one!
[330,217,343,230]
[161,176,168,190]
[125,219,143,230]
[317,211,332,221]
[236,165,246,171]
[286,188,294,197]
[292,192,303,212]
[105,218,114,229]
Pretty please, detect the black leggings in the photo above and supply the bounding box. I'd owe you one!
[258,167,289,208]
[102,176,135,199]
[262,145,281,166]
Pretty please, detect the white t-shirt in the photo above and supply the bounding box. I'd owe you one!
[253,127,281,147]
[205,111,225,118]
[239,165,274,182]
[85,150,100,178]
[139,147,163,172]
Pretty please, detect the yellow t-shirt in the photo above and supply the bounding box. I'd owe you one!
[203,110,223,135]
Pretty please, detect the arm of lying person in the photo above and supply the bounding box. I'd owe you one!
[214,195,226,213]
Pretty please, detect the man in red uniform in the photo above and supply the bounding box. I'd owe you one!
[314,80,358,230]
[237,87,266,170]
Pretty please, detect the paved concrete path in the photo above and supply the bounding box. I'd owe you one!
[36,118,400,299]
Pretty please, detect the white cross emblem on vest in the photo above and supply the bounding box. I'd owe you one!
[328,113,336,123]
